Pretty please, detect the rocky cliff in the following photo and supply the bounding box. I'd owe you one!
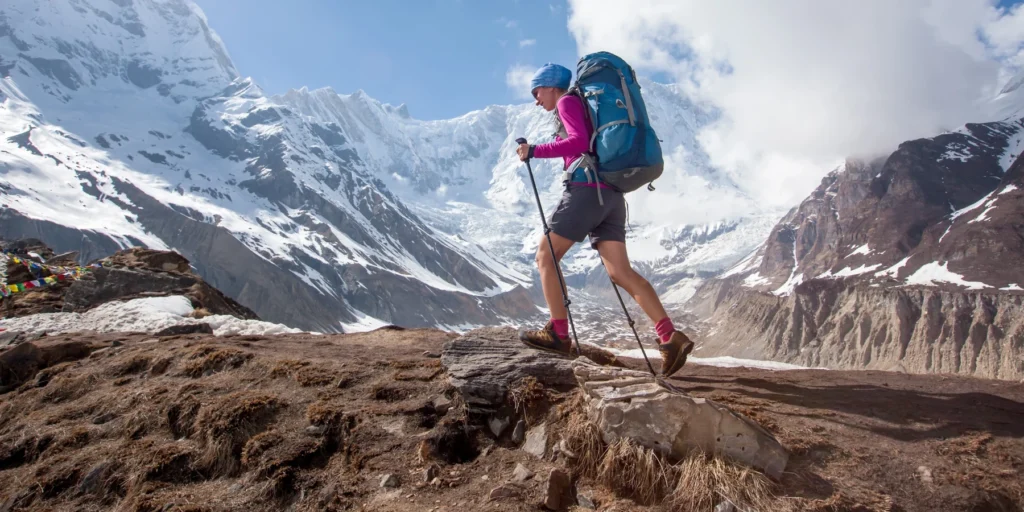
[687,117,1024,380]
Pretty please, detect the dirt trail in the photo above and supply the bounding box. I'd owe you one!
[0,328,1020,511]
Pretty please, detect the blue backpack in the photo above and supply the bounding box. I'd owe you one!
[569,51,664,194]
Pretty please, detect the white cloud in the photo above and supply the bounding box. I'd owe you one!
[566,0,1024,209]
[496,17,519,29]
[627,145,757,226]
[519,39,536,48]
[506,64,535,100]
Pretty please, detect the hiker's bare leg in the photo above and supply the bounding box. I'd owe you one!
[536,232,576,319]
[596,240,668,322]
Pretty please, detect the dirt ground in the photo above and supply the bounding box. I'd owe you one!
[0,328,1021,512]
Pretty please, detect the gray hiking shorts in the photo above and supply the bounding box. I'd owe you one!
[548,184,627,249]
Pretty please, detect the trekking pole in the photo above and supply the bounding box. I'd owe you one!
[516,137,581,357]
[601,261,657,377]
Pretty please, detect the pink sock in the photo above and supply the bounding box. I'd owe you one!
[655,317,675,344]
[551,318,569,339]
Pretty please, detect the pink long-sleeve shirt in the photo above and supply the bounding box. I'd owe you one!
[533,94,611,189]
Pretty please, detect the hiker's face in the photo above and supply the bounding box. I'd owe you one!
[533,87,559,111]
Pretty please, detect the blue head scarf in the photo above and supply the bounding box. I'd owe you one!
[530,63,572,96]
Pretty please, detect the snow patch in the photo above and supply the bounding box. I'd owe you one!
[0,295,303,336]
[772,273,804,296]
[847,244,872,257]
[831,262,880,278]
[600,344,816,371]
[339,310,392,333]
[999,129,1024,172]
[904,262,992,290]
[743,272,770,287]
[876,257,911,278]
[1001,283,1023,291]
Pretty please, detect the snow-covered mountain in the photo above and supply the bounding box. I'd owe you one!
[0,0,777,332]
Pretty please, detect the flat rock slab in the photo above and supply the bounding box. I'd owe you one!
[441,327,578,414]
[572,358,790,479]
[441,327,621,415]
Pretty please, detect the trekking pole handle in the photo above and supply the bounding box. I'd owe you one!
[515,137,528,145]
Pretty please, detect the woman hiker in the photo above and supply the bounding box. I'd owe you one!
[515,63,695,378]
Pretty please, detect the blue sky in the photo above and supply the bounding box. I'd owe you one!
[197,0,1024,122]
[196,0,579,120]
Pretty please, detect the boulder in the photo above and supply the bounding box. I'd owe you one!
[153,323,214,337]
[544,468,574,511]
[440,327,621,415]
[571,358,789,480]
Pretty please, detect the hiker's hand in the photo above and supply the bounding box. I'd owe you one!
[517,143,532,161]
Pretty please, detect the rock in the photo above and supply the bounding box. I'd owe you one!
[511,419,526,444]
[429,477,441,486]
[110,340,123,347]
[544,468,573,511]
[578,494,597,510]
[380,474,400,488]
[305,425,326,436]
[0,330,22,347]
[572,358,790,480]
[556,439,576,459]
[61,266,258,321]
[917,465,933,484]
[714,501,736,512]
[432,396,452,415]
[103,248,191,274]
[423,351,441,358]
[511,463,533,483]
[423,464,440,483]
[45,251,79,267]
[154,323,214,337]
[523,423,548,459]
[440,327,622,415]
[489,416,510,438]
[488,484,523,501]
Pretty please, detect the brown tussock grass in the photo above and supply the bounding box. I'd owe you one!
[193,392,280,477]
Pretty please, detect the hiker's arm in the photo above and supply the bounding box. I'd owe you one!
[533,97,589,159]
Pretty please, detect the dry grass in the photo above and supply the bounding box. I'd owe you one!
[41,373,99,403]
[188,308,212,319]
[110,356,151,377]
[562,402,604,477]
[180,346,253,378]
[193,392,280,477]
[509,375,550,425]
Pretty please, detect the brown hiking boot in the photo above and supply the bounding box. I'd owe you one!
[518,321,572,357]
[659,330,694,378]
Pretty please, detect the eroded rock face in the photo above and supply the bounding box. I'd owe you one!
[689,279,1024,380]
[571,358,789,480]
